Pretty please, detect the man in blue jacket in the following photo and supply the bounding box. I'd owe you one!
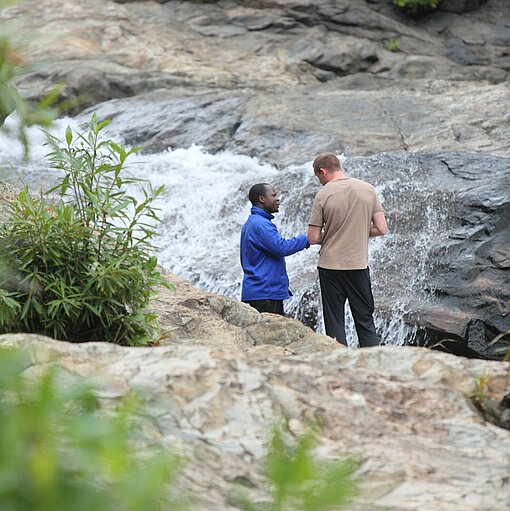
[240,183,310,315]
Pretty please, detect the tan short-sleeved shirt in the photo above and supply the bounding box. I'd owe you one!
[308,177,383,270]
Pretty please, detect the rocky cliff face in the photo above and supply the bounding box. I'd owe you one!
[2,0,509,353]
[8,0,510,161]
[11,0,510,114]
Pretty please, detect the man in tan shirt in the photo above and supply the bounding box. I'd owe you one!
[308,152,388,347]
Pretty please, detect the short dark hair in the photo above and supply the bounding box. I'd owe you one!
[248,183,271,205]
[313,152,341,174]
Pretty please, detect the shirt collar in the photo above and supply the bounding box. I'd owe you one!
[251,206,274,220]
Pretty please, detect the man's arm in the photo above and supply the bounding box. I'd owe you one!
[255,222,309,257]
[307,225,322,245]
[369,211,388,237]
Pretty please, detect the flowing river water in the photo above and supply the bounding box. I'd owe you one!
[0,115,458,347]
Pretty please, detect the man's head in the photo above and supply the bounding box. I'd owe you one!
[313,152,343,185]
[248,183,280,214]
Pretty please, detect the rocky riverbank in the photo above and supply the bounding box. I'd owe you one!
[2,0,509,350]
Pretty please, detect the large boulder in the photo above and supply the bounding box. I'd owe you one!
[149,269,341,355]
[1,333,509,510]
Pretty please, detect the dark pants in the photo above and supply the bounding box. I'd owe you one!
[318,267,379,348]
[243,299,285,316]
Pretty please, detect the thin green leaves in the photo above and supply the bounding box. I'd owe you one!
[392,0,440,14]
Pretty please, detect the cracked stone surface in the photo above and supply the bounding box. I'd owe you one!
[3,0,509,166]
[1,332,509,511]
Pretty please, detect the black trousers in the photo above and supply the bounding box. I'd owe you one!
[318,267,379,347]
[243,299,285,316]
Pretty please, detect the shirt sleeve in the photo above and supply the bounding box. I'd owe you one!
[373,189,384,214]
[308,194,323,227]
[252,221,309,257]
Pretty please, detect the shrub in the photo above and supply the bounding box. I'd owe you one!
[393,0,440,14]
[0,114,173,345]
[0,346,184,511]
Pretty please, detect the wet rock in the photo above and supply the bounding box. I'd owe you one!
[81,93,247,154]
[378,153,510,358]
[79,78,510,166]
[440,0,489,14]
[445,38,483,65]
[274,152,510,358]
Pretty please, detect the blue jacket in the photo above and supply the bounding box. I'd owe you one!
[240,207,309,301]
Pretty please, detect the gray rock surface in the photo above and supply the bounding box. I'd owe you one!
[1,332,509,510]
[7,0,510,114]
[82,78,509,166]
[5,0,509,164]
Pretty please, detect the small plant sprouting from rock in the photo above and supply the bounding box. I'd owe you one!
[488,328,510,361]
[473,371,489,407]
[387,37,401,52]
[0,114,173,345]
[234,422,358,511]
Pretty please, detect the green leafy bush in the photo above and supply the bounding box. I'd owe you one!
[0,346,184,511]
[393,0,440,14]
[234,423,357,511]
[0,114,172,345]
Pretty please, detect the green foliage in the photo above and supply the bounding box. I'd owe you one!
[386,37,401,52]
[235,423,357,511]
[488,328,510,361]
[0,0,61,156]
[0,114,173,345]
[472,370,489,407]
[392,0,440,14]
[0,346,184,511]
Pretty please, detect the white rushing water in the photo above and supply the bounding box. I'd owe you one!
[0,116,454,347]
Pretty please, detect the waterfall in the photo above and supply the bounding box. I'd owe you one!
[0,116,456,347]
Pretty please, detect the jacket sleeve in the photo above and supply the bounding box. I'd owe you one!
[252,221,309,257]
